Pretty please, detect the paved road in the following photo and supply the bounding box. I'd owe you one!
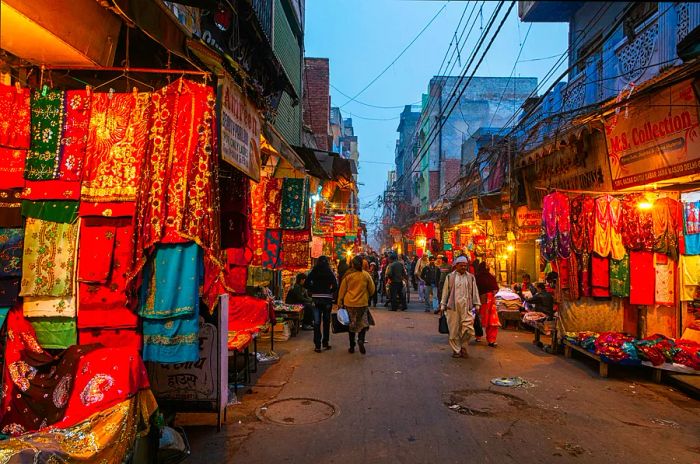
[187,302,700,463]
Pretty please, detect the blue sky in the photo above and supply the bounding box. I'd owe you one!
[304,1,569,241]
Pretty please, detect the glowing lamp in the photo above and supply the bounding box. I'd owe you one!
[506,244,515,253]
[637,201,653,210]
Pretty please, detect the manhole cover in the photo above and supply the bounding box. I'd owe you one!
[444,389,527,417]
[256,398,338,425]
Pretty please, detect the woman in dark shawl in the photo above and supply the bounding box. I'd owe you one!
[475,261,500,347]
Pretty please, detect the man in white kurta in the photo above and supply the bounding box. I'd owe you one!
[440,256,481,358]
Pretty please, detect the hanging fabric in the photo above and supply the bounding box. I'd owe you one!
[654,253,675,305]
[652,197,682,260]
[25,88,64,180]
[593,195,625,260]
[684,199,700,255]
[629,251,655,305]
[541,191,571,261]
[620,194,654,251]
[609,254,630,297]
[0,83,31,149]
[280,178,309,230]
[570,195,595,254]
[590,254,610,297]
[0,228,23,278]
[0,189,23,228]
[0,149,26,189]
[679,254,700,301]
[264,177,283,229]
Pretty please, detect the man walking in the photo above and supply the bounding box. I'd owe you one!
[436,255,451,314]
[386,253,407,311]
[439,255,481,358]
[420,256,440,312]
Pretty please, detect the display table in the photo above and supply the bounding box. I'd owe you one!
[563,339,609,377]
[272,302,304,336]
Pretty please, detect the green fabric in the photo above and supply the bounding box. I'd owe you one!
[247,266,273,287]
[21,201,79,224]
[0,307,9,328]
[26,89,64,180]
[280,178,308,230]
[610,254,630,297]
[28,317,77,349]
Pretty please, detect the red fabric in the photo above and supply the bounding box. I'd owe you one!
[0,148,26,189]
[77,217,138,329]
[250,177,268,231]
[23,180,80,200]
[79,201,135,218]
[264,177,282,229]
[629,251,655,305]
[281,230,311,270]
[58,90,90,182]
[226,247,253,266]
[620,194,654,251]
[250,229,265,266]
[591,254,610,297]
[226,266,248,294]
[0,83,30,149]
[228,296,270,332]
[78,328,142,352]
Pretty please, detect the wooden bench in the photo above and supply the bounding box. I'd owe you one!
[563,339,609,377]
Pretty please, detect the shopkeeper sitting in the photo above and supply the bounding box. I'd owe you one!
[286,273,314,330]
[526,283,555,319]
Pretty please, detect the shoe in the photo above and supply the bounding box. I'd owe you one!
[314,348,322,353]
[451,352,461,358]
[433,310,439,314]
[460,349,469,358]
[424,309,431,313]
[302,325,314,331]
[488,343,498,348]
[323,344,332,350]
[359,342,366,354]
[348,346,355,353]
[474,338,482,343]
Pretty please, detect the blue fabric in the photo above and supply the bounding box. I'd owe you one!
[685,234,700,255]
[140,242,203,363]
[0,306,9,328]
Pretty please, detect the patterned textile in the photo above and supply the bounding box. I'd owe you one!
[28,317,77,349]
[20,218,78,297]
[0,189,23,227]
[21,200,78,223]
[78,327,142,352]
[81,92,151,203]
[590,254,610,298]
[684,200,700,255]
[23,295,76,318]
[247,266,273,288]
[25,88,64,180]
[629,251,655,305]
[0,148,26,189]
[654,254,675,305]
[220,165,249,249]
[620,194,654,251]
[0,83,31,149]
[280,178,308,230]
[58,90,91,182]
[250,176,268,231]
[132,80,222,310]
[0,228,23,277]
[0,278,20,306]
[609,254,630,298]
[139,242,202,363]
[281,229,311,270]
[250,229,265,266]
[653,197,682,261]
[570,195,595,254]
[680,254,700,302]
[265,177,283,229]
[228,295,270,332]
[593,195,625,260]
[262,229,282,269]
[0,307,98,436]
[567,253,580,300]
[541,192,571,261]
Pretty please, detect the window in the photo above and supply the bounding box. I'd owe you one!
[576,35,602,75]
[623,2,658,41]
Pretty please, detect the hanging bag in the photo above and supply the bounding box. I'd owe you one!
[438,311,449,334]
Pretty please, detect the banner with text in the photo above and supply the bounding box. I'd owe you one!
[220,74,262,182]
[605,80,700,189]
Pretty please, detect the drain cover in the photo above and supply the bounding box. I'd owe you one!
[256,398,338,425]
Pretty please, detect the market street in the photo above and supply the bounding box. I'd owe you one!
[187,302,700,464]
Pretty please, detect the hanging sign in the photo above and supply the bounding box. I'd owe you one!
[220,74,262,182]
[516,206,542,239]
[605,80,700,189]
[333,214,347,236]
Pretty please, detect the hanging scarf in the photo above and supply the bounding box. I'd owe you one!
[265,177,283,229]
[249,176,268,231]
[280,178,308,230]
[25,89,64,180]
[281,229,311,270]
[0,228,23,278]
[262,229,282,269]
[654,253,674,305]
[81,91,151,205]
[620,194,654,251]
[570,195,595,254]
[541,192,571,261]
[0,149,26,189]
[652,197,682,261]
[21,200,79,223]
[609,254,630,297]
[0,83,31,149]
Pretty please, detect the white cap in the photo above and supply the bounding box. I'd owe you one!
[454,255,468,264]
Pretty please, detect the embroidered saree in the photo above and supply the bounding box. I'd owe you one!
[264,177,283,229]
[653,197,682,261]
[281,229,311,270]
[26,89,64,180]
[280,178,309,230]
[250,176,268,231]
[570,195,595,254]
[0,228,23,278]
[0,83,31,149]
[0,149,26,189]
[620,194,654,251]
[541,192,571,261]
[609,254,630,297]
[654,254,675,305]
[0,189,23,227]
[20,218,78,297]
[262,229,282,269]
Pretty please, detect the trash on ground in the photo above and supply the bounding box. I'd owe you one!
[257,351,280,363]
[490,377,534,388]
[651,418,680,428]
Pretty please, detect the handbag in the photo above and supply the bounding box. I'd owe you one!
[474,311,484,337]
[367,309,376,326]
[331,313,349,334]
[337,307,350,325]
[438,312,449,334]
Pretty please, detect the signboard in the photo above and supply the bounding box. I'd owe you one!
[605,80,700,189]
[220,74,262,182]
[516,206,542,239]
[148,295,229,429]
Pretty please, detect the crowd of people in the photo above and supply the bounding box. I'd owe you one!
[284,250,557,358]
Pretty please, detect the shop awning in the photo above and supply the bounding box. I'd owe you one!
[262,123,306,172]
[292,146,334,180]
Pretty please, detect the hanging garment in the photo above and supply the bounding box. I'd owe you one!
[541,191,571,261]
[609,254,630,298]
[679,254,700,302]
[77,217,138,330]
[0,307,98,436]
[28,317,77,349]
[0,189,23,227]
[566,253,580,300]
[570,195,595,254]
[25,88,64,180]
[578,252,592,297]
[220,166,250,249]
[0,277,20,306]
[132,80,222,309]
[281,229,311,270]
[593,195,625,260]
[21,200,79,223]
[654,253,675,305]
[620,194,654,251]
[81,91,151,205]
[250,176,268,231]
[262,229,282,269]
[280,178,309,230]
[23,295,76,318]
[629,251,655,305]
[78,327,142,352]
[591,254,610,298]
[684,200,700,255]
[139,242,202,363]
[264,177,283,229]
[0,228,23,278]
[653,197,682,261]
[0,148,26,189]
[20,218,79,297]
[0,83,31,149]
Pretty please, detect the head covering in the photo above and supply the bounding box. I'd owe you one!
[454,255,468,264]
